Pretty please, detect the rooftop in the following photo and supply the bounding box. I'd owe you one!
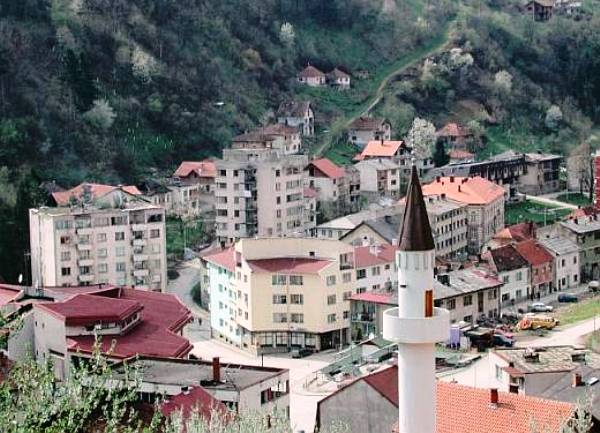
[328,67,350,79]
[348,116,388,131]
[173,160,217,178]
[539,237,579,256]
[277,100,311,118]
[493,222,536,242]
[434,267,502,299]
[298,65,326,78]
[307,158,346,179]
[436,122,472,137]
[51,183,142,206]
[493,346,600,374]
[260,123,299,136]
[160,385,227,421]
[422,176,505,205]
[487,244,529,272]
[202,247,236,272]
[560,214,600,234]
[359,140,406,159]
[355,158,401,170]
[246,258,334,275]
[514,239,554,266]
[354,244,398,268]
[448,149,475,160]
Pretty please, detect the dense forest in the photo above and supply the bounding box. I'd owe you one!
[0,0,599,282]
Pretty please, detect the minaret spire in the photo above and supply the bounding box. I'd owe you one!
[383,164,449,433]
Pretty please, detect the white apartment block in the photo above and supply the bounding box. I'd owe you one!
[355,158,403,198]
[202,238,357,355]
[214,147,314,244]
[29,189,167,291]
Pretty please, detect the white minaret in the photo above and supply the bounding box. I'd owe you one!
[383,165,450,433]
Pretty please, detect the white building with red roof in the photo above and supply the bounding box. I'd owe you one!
[201,238,357,354]
[305,158,360,208]
[297,65,327,87]
[347,116,392,148]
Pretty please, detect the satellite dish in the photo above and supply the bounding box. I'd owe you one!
[18,274,23,284]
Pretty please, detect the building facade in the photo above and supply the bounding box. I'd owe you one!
[483,244,531,306]
[514,239,555,299]
[518,153,562,195]
[558,215,600,281]
[277,100,314,136]
[347,117,392,148]
[540,237,580,291]
[29,188,167,291]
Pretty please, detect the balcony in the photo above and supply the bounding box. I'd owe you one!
[382,307,450,344]
[132,238,146,247]
[75,227,93,236]
[76,243,92,251]
[78,274,95,283]
[352,313,375,323]
[78,258,94,267]
[133,254,149,262]
[133,269,149,277]
[131,224,146,232]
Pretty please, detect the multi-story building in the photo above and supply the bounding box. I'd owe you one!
[202,238,357,354]
[354,244,398,294]
[514,239,555,299]
[214,146,313,245]
[347,117,392,148]
[540,237,580,291]
[482,244,531,306]
[355,158,403,199]
[277,100,314,136]
[232,125,301,156]
[29,185,167,291]
[422,176,505,254]
[305,158,360,212]
[518,152,562,195]
[171,160,216,217]
[558,215,600,281]
[354,139,433,179]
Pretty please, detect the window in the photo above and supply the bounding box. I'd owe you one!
[463,295,472,306]
[343,291,352,301]
[343,311,349,320]
[356,269,366,280]
[97,248,107,258]
[60,251,71,262]
[96,233,107,242]
[516,271,523,281]
[273,313,287,323]
[273,295,287,304]
[291,314,304,324]
[326,275,336,286]
[116,262,126,272]
[98,263,108,274]
[371,266,381,276]
[289,275,303,285]
[60,236,70,245]
[150,229,160,238]
[447,299,456,310]
[61,267,71,276]
[495,365,502,380]
[502,293,510,302]
[272,275,286,285]
[463,315,473,323]
[115,232,125,241]
[55,220,73,230]
[342,272,352,283]
[290,294,304,304]
[502,275,509,284]
[327,313,337,323]
[488,289,497,300]
[115,246,125,257]
[327,295,336,305]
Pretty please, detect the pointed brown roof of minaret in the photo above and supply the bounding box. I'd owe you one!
[398,165,435,251]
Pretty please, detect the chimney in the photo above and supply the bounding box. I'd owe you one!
[490,388,499,406]
[450,176,455,182]
[572,373,583,387]
[212,357,221,383]
[441,193,446,200]
[436,176,441,182]
[458,185,462,193]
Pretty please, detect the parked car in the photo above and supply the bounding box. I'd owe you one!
[493,333,514,347]
[589,280,599,293]
[529,302,554,313]
[494,326,514,340]
[518,314,559,330]
[558,293,579,303]
[291,348,313,358]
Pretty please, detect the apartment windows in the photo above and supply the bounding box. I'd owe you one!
[343,311,349,320]
[97,248,107,258]
[61,267,71,276]
[219,170,227,176]
[60,251,71,261]
[488,289,497,300]
[276,209,282,218]
[291,313,304,324]
[273,313,287,323]
[503,275,509,284]
[151,244,160,254]
[343,291,352,301]
[356,269,366,279]
[79,266,91,275]
[273,295,287,304]
[275,170,281,177]
[326,275,336,286]
[446,299,456,310]
[244,312,248,320]
[116,262,126,272]
[327,313,337,323]
[96,233,107,242]
[327,294,336,305]
[217,183,226,189]
[516,289,523,299]
[75,218,91,229]
[150,229,160,238]
[371,266,381,276]
[516,271,523,281]
[115,232,125,241]
[289,275,303,285]
[290,294,304,304]
[60,235,71,245]
[79,250,91,260]
[463,295,472,306]
[94,217,109,227]
[55,220,73,230]
[111,216,127,226]
[217,210,228,217]
[115,246,125,257]
[78,235,90,244]
[98,263,108,274]
[272,275,287,285]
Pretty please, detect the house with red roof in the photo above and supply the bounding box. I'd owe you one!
[422,176,505,253]
[514,239,555,299]
[328,67,351,89]
[276,100,314,136]
[23,286,192,380]
[297,65,327,87]
[482,244,531,306]
[305,158,360,208]
[316,364,583,433]
[436,122,475,151]
[448,148,475,164]
[51,183,143,207]
[347,116,391,148]
[489,221,537,249]
[170,160,217,218]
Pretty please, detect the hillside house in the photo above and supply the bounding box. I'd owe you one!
[277,100,314,136]
[327,68,351,89]
[347,117,392,148]
[305,158,360,209]
[297,65,326,87]
[525,0,555,21]
[436,123,475,151]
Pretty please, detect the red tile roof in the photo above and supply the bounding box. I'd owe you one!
[329,68,350,79]
[246,258,333,274]
[261,123,300,136]
[349,116,388,131]
[422,177,505,205]
[37,294,143,327]
[173,161,217,179]
[308,158,346,179]
[493,222,536,242]
[160,386,228,421]
[0,284,24,306]
[568,206,600,219]
[514,239,554,267]
[38,288,193,359]
[329,365,575,433]
[52,183,142,206]
[486,244,529,272]
[202,247,236,272]
[354,244,397,268]
[298,65,326,78]
[437,122,471,138]
[349,291,394,305]
[448,149,475,159]
[360,140,405,159]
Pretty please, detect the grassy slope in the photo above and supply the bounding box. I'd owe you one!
[505,200,571,226]
[557,298,600,326]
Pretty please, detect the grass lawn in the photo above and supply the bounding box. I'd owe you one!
[505,200,571,226]
[555,192,592,207]
[587,330,600,353]
[557,298,600,326]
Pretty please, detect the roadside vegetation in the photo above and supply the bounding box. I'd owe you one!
[555,192,592,207]
[557,298,600,326]
[166,217,206,260]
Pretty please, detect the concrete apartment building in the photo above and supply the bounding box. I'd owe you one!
[540,237,580,291]
[277,100,314,136]
[202,238,357,354]
[558,215,600,281]
[354,158,403,198]
[354,244,398,294]
[347,117,392,148]
[214,145,313,244]
[305,158,360,210]
[171,160,217,218]
[232,125,301,156]
[29,184,167,291]
[422,176,505,254]
[519,152,562,195]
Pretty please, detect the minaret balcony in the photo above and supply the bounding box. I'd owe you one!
[382,307,450,344]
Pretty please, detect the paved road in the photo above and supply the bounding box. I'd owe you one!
[192,339,335,433]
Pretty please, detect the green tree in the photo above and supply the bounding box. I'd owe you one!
[433,141,449,167]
